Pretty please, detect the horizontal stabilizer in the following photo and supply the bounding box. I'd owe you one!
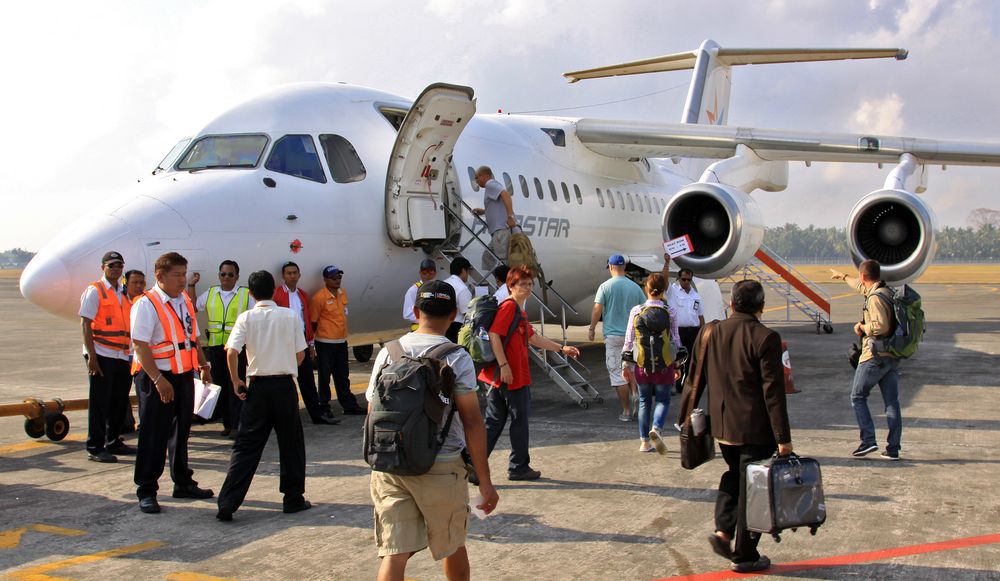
[563,47,907,83]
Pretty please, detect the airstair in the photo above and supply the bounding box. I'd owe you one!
[430,198,604,409]
[731,244,833,334]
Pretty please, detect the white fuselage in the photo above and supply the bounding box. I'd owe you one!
[20,83,696,344]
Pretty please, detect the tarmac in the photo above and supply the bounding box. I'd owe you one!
[1,276,998,580]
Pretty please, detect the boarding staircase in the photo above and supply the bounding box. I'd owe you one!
[428,198,603,409]
[731,245,833,334]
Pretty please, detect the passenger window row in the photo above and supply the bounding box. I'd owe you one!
[464,166,665,214]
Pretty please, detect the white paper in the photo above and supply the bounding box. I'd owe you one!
[474,286,489,297]
[193,378,223,420]
[469,493,488,520]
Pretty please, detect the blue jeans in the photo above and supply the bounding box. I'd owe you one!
[637,382,672,440]
[851,357,901,454]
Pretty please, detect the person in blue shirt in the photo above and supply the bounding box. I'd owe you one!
[589,254,646,421]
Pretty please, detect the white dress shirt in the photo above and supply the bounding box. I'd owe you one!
[402,282,421,324]
[445,274,473,317]
[79,277,131,360]
[493,284,510,303]
[226,300,306,377]
[668,283,704,328]
[131,286,199,372]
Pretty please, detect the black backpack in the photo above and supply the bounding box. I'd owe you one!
[363,340,464,476]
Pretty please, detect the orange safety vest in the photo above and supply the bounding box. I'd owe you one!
[89,281,131,356]
[138,290,199,374]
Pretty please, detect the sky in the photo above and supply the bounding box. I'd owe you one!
[2,0,998,251]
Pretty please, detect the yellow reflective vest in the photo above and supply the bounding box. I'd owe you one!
[205,286,250,347]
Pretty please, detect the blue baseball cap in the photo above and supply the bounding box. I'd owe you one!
[608,254,626,266]
[323,265,344,278]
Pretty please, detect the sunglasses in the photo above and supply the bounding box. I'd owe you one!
[679,278,692,282]
[219,272,236,278]
[105,262,124,268]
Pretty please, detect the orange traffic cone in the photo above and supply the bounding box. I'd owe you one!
[781,341,800,394]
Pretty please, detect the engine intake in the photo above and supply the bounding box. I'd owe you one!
[848,189,937,284]
[662,182,764,279]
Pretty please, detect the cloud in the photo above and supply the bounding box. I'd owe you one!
[850,93,905,135]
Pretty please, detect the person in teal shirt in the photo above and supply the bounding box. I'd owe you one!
[589,254,646,421]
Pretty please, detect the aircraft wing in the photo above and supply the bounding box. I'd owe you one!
[574,119,1000,166]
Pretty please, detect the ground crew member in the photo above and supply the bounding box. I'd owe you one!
[131,252,214,514]
[667,268,705,391]
[121,268,147,433]
[189,260,254,436]
[311,265,365,416]
[401,258,438,331]
[472,166,516,271]
[216,270,311,521]
[444,257,473,342]
[274,261,338,425]
[80,251,133,463]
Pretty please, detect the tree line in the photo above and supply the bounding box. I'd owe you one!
[763,224,1000,262]
[0,248,34,268]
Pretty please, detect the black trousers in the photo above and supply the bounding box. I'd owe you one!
[677,326,701,387]
[484,385,532,474]
[315,342,362,413]
[205,345,246,430]
[86,355,132,454]
[296,354,325,419]
[218,375,306,512]
[134,369,197,499]
[716,442,777,564]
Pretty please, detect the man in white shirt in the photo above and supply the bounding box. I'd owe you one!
[80,250,133,462]
[216,270,311,521]
[667,268,705,390]
[401,258,438,331]
[188,260,255,436]
[131,252,214,514]
[444,256,473,342]
[492,264,511,303]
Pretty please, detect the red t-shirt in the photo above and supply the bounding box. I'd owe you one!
[478,300,535,390]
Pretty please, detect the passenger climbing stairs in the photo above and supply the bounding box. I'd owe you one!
[430,199,603,409]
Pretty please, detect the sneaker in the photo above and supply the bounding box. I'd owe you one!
[880,450,900,461]
[618,412,631,422]
[731,555,770,573]
[851,444,878,457]
[648,429,667,455]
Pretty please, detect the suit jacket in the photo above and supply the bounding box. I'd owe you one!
[273,285,314,344]
[682,312,790,446]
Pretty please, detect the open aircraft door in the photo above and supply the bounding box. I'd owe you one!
[385,83,475,247]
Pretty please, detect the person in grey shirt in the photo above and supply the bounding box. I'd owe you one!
[472,165,516,271]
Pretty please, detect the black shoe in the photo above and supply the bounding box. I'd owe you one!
[283,500,313,514]
[106,442,136,455]
[173,484,214,499]
[312,413,341,425]
[216,508,233,522]
[88,451,118,463]
[138,497,161,514]
[880,450,900,461]
[508,468,541,481]
[708,534,733,560]
[343,408,367,416]
[220,428,231,437]
[731,555,770,573]
[851,443,878,457]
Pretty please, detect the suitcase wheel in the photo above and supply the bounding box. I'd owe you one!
[772,533,782,543]
[810,526,818,536]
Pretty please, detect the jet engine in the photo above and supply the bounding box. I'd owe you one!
[661,182,764,279]
[847,189,937,284]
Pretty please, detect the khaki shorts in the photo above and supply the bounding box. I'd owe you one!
[370,456,470,560]
[604,335,627,386]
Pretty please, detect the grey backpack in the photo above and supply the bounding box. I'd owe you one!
[363,340,463,475]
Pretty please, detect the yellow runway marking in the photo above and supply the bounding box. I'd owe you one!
[166,573,237,581]
[0,434,85,456]
[0,525,86,549]
[4,540,164,580]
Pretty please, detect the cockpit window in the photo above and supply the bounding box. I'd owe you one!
[154,138,191,174]
[177,134,268,170]
[319,134,366,183]
[265,135,326,183]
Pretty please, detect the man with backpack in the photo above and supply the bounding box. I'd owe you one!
[365,280,498,581]
[831,260,904,461]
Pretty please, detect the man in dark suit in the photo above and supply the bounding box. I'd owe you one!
[682,279,793,574]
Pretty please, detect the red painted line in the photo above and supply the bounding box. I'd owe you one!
[654,532,1000,581]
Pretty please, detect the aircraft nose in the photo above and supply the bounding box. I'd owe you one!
[20,253,72,316]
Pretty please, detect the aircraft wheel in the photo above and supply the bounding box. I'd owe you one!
[823,323,834,334]
[353,345,374,363]
[24,418,45,439]
[45,414,70,442]
[595,396,605,405]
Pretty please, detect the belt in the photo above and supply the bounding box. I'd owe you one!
[250,374,293,379]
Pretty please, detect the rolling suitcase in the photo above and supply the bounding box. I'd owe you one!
[745,453,826,542]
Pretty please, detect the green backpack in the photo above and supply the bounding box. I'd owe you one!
[871,285,925,359]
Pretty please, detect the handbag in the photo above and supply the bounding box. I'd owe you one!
[678,321,718,470]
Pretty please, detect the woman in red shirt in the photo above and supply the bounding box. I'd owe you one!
[478,266,580,480]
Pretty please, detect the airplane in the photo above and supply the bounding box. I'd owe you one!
[20,39,1000,352]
